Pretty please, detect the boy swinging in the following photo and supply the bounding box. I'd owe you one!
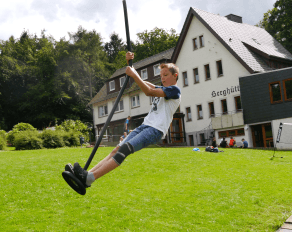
[67,52,181,188]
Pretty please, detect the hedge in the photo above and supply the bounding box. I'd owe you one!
[14,131,43,150]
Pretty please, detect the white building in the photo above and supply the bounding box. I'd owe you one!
[171,8,292,148]
[89,7,292,149]
[89,48,186,146]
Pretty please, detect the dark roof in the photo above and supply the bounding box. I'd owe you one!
[109,47,174,80]
[89,77,162,105]
[172,8,292,73]
[89,48,173,105]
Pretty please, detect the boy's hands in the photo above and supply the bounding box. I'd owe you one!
[126,52,134,65]
[125,66,139,79]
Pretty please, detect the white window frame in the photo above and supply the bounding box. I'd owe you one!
[186,107,192,121]
[131,95,140,108]
[199,35,205,48]
[98,104,108,117]
[183,71,188,86]
[109,80,115,91]
[153,64,160,76]
[112,99,124,113]
[141,69,148,80]
[197,104,203,120]
[120,76,125,87]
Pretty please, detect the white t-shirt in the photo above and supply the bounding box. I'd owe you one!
[143,85,181,138]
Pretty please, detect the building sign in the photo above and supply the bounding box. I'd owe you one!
[211,85,240,98]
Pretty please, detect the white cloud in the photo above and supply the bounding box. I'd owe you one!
[0,0,276,44]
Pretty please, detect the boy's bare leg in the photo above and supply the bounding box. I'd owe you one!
[88,146,119,173]
[91,158,119,179]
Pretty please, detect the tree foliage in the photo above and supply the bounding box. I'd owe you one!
[0,26,178,131]
[0,27,110,130]
[257,0,292,53]
[133,27,179,62]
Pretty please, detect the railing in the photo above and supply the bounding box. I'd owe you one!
[211,110,244,129]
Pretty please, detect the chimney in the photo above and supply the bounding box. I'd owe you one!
[225,14,242,23]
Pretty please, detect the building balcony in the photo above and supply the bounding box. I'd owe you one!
[211,110,244,129]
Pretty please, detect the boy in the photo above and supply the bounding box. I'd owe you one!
[69,52,181,188]
[240,138,248,148]
[124,116,131,134]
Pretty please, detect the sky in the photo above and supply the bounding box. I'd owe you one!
[0,0,276,44]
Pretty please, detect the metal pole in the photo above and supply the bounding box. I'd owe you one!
[84,0,132,170]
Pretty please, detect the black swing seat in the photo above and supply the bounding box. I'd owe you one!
[62,171,86,195]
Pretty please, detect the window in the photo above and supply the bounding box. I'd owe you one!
[109,80,115,91]
[193,38,198,50]
[216,60,223,77]
[120,76,125,87]
[208,102,215,117]
[204,64,211,80]
[193,68,199,83]
[98,105,108,117]
[221,99,228,114]
[186,107,192,121]
[153,64,160,76]
[234,96,242,111]
[199,35,204,47]
[269,81,282,104]
[131,95,140,108]
[199,133,205,144]
[197,105,203,119]
[141,69,148,80]
[183,71,188,86]
[218,128,245,138]
[112,99,124,112]
[283,78,292,101]
[189,135,194,146]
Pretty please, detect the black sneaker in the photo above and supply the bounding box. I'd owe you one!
[73,162,90,187]
[65,163,74,174]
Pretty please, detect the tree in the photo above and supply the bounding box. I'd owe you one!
[133,27,179,62]
[257,0,292,54]
[104,32,126,63]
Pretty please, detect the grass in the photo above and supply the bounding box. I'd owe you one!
[0,147,291,231]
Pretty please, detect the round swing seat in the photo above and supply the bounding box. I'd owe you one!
[62,171,86,195]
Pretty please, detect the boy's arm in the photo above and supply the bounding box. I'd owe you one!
[125,66,166,97]
[144,81,155,89]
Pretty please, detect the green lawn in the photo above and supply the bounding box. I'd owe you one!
[0,147,291,231]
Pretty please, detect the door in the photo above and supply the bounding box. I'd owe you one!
[251,123,274,148]
[170,118,183,143]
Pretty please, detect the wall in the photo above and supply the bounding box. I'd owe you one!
[175,15,250,145]
[239,67,292,124]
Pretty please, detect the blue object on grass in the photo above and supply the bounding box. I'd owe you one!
[193,148,200,151]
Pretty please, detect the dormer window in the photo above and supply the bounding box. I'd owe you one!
[109,80,115,91]
[120,76,125,87]
[252,38,261,45]
[141,69,148,80]
[153,64,160,76]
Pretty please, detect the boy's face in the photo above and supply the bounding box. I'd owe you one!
[160,68,177,87]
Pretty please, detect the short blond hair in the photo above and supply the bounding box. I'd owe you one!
[160,63,179,81]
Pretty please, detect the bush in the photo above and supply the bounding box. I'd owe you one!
[0,136,7,150]
[14,131,43,150]
[41,130,65,148]
[62,130,80,147]
[0,130,6,140]
[7,123,37,145]
[55,120,89,141]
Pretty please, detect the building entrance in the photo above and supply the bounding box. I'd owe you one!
[251,123,274,148]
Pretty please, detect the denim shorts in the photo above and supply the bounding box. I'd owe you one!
[118,124,163,153]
